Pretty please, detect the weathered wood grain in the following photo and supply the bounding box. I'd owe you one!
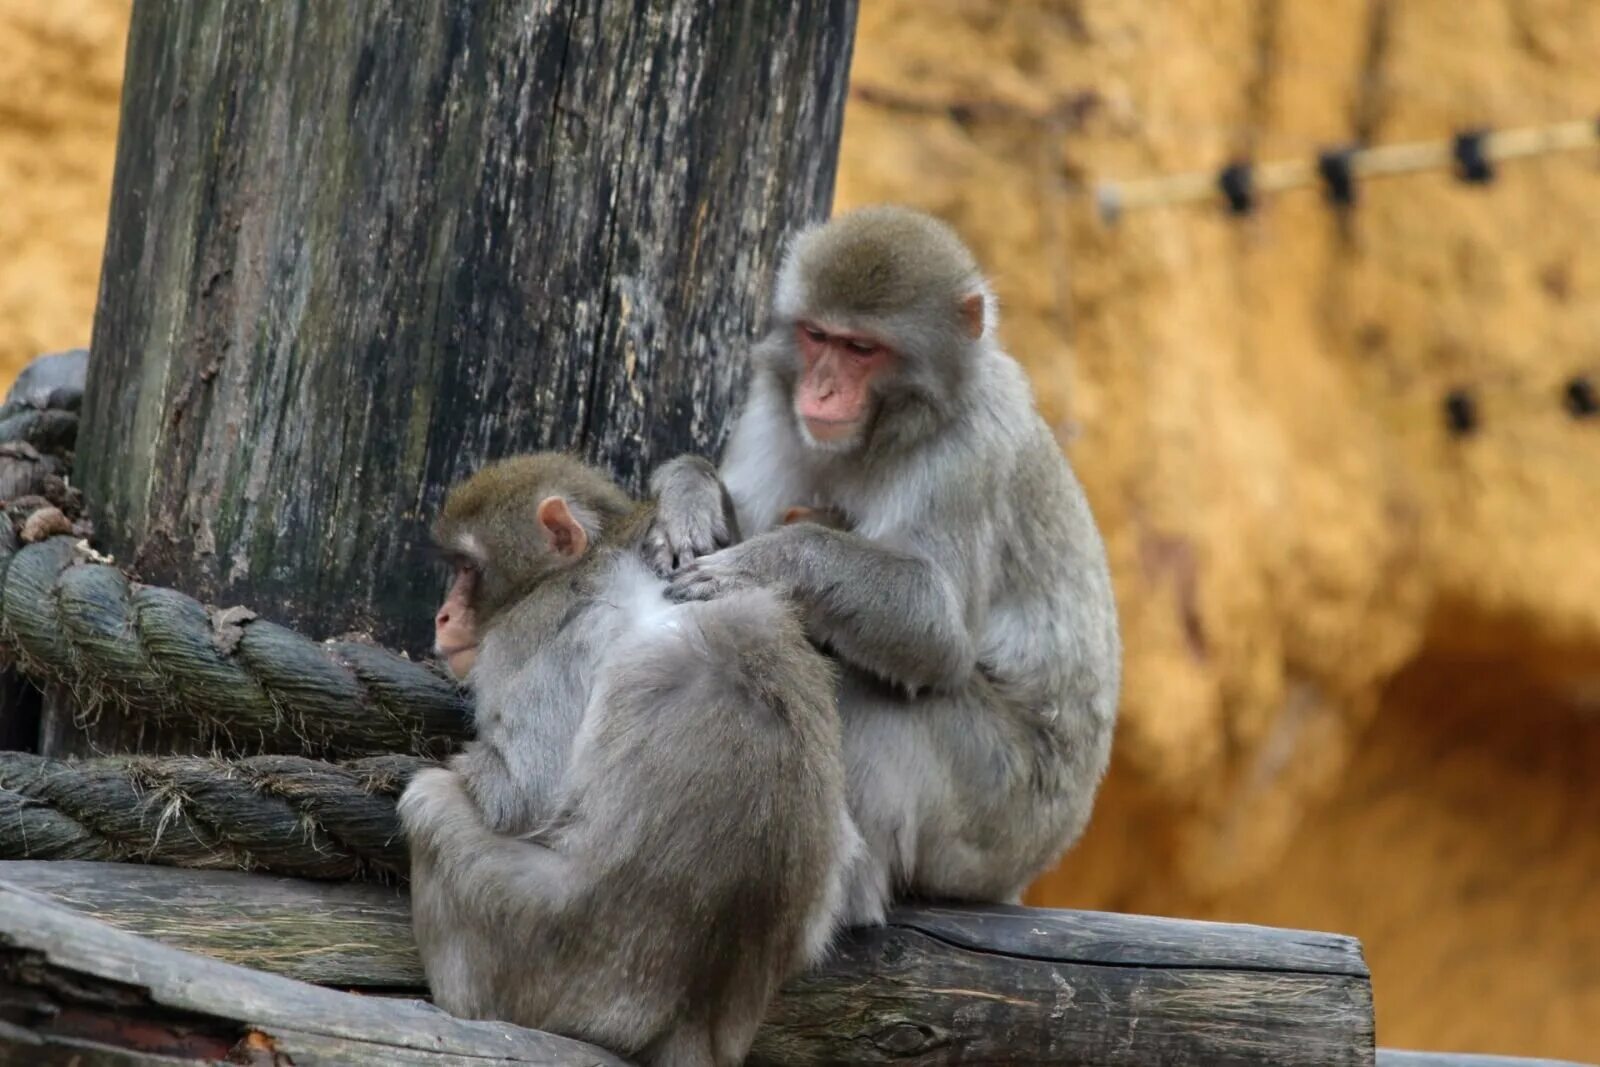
[0,880,626,1065]
[896,900,1367,975]
[0,861,418,989]
[753,925,1372,1066]
[79,1,858,670]
[3,861,1377,1066]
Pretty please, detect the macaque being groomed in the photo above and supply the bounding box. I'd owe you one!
[400,454,856,1067]
[650,205,1122,925]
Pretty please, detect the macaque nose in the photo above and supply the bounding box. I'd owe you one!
[435,607,451,628]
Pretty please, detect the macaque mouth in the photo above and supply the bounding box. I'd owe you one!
[801,415,863,445]
[437,641,479,663]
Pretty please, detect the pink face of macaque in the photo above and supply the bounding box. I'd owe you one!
[793,322,895,446]
[434,565,479,680]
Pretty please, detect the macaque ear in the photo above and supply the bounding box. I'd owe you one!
[959,292,985,340]
[536,496,589,559]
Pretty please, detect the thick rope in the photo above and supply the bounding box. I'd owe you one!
[0,350,470,761]
[0,534,471,759]
[0,751,425,881]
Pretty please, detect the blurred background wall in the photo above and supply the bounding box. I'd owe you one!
[2,1,1595,1059]
[0,3,124,378]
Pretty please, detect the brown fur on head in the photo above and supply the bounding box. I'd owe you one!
[432,453,636,677]
[779,205,985,328]
[763,205,996,455]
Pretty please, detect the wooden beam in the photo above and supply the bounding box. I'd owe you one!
[0,859,417,989]
[0,878,624,1065]
[1,861,1376,1066]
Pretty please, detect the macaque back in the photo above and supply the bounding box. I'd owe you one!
[401,456,854,1067]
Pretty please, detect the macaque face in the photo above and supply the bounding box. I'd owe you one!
[434,562,480,680]
[793,321,895,447]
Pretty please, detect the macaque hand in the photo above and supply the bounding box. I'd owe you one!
[396,766,476,836]
[665,537,775,602]
[646,457,733,576]
[665,529,805,603]
[665,546,745,601]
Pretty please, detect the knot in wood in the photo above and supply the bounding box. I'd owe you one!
[867,1018,945,1056]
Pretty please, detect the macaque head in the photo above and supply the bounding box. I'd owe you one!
[431,454,634,679]
[765,205,993,454]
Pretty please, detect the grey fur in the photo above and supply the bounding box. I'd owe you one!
[654,205,1121,925]
[400,459,855,1067]
[645,454,739,575]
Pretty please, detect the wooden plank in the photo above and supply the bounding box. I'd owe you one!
[1378,1051,1594,1067]
[2,861,1376,1066]
[753,922,1372,1066]
[0,880,626,1065]
[897,901,1369,976]
[0,860,417,989]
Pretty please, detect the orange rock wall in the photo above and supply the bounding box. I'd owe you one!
[3,0,1596,1059]
[0,2,127,382]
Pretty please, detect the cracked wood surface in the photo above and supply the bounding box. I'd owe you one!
[0,878,625,1065]
[2,861,1377,1066]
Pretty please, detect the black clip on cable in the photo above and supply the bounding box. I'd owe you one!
[1317,147,1358,207]
[1452,129,1495,185]
[1218,161,1255,216]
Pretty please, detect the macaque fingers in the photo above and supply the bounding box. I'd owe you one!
[646,455,732,574]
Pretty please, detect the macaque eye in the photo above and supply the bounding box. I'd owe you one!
[802,325,828,343]
[845,339,879,356]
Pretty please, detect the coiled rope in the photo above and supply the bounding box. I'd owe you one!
[0,534,470,759]
[0,751,422,881]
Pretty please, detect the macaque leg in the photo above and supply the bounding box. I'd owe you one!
[835,701,931,927]
[647,1022,716,1067]
[836,688,1030,924]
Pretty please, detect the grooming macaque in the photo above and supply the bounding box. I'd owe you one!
[652,205,1122,924]
[400,454,855,1066]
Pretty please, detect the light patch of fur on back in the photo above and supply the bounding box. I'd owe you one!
[601,554,683,637]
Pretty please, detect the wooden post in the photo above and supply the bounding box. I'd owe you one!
[76,2,857,676]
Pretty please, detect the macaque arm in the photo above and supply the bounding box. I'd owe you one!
[684,524,977,694]
[645,455,739,573]
[399,769,576,910]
